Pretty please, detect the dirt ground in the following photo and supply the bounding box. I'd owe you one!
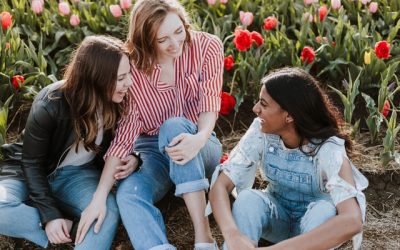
[1,109,399,249]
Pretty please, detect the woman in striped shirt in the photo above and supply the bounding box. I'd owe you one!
[77,1,224,249]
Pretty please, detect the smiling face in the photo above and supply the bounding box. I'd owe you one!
[112,55,132,103]
[252,85,290,134]
[155,12,186,62]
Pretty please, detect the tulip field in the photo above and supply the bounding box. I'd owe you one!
[1,0,400,249]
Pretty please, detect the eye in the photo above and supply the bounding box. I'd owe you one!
[176,28,183,34]
[158,38,167,43]
[118,75,126,81]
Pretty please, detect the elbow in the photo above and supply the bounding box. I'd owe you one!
[346,214,363,236]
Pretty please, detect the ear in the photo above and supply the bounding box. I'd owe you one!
[285,113,294,123]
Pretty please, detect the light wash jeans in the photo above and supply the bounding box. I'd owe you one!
[116,117,222,250]
[224,135,337,249]
[0,163,120,249]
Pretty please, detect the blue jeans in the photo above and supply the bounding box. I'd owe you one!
[0,163,120,249]
[117,117,222,250]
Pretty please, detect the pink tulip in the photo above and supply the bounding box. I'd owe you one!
[207,0,216,5]
[70,14,80,26]
[239,11,254,26]
[31,0,44,14]
[369,2,378,13]
[119,0,131,10]
[58,2,70,16]
[361,0,370,5]
[304,0,317,5]
[110,5,122,18]
[331,0,341,10]
[303,12,313,22]
[220,0,228,3]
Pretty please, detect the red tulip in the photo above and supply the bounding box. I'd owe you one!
[319,5,328,21]
[220,153,229,164]
[220,92,236,116]
[300,46,315,64]
[1,11,12,30]
[263,16,278,30]
[374,40,390,59]
[250,31,264,47]
[11,75,25,89]
[233,29,252,52]
[224,55,235,71]
[381,100,390,118]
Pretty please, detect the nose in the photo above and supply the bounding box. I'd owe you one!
[252,103,260,115]
[125,74,133,87]
[170,37,179,49]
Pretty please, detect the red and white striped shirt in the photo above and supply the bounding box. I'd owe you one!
[106,31,224,158]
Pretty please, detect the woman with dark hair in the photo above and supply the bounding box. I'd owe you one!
[209,67,368,250]
[0,35,137,249]
[77,0,224,249]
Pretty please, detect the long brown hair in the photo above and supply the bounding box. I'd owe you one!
[262,67,353,155]
[126,0,192,74]
[61,35,127,152]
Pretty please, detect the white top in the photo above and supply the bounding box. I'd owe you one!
[207,118,368,249]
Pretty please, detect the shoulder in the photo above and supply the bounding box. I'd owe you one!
[317,136,345,156]
[31,81,66,118]
[189,31,223,53]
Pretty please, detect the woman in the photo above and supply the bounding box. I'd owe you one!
[77,0,224,249]
[209,68,368,250]
[0,35,137,249]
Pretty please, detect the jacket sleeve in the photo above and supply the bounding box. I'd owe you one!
[22,99,64,226]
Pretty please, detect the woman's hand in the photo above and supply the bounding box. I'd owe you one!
[75,198,107,245]
[225,229,256,250]
[45,218,72,244]
[114,155,139,180]
[164,133,205,165]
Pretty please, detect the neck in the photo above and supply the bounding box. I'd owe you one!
[157,56,174,66]
[279,127,303,149]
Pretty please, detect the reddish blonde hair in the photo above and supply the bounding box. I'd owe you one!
[126,0,192,74]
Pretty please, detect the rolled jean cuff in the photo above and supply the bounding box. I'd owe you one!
[175,178,209,197]
[149,243,177,250]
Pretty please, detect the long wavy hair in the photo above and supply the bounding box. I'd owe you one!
[262,67,352,155]
[60,35,127,152]
[126,0,192,74]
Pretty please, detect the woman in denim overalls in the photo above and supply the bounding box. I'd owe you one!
[209,68,368,250]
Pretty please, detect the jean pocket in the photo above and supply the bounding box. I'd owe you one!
[266,164,313,194]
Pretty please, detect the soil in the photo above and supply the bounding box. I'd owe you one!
[1,101,400,249]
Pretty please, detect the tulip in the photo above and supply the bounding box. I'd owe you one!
[369,2,378,13]
[381,100,390,118]
[361,0,370,5]
[303,12,313,23]
[220,0,228,4]
[110,5,122,18]
[263,16,278,30]
[375,40,390,59]
[304,0,318,5]
[331,0,341,10]
[207,0,217,5]
[11,75,25,89]
[319,5,328,21]
[224,55,235,71]
[58,2,71,16]
[364,51,371,65]
[239,11,254,26]
[120,0,132,10]
[31,0,44,14]
[0,11,12,30]
[220,153,229,164]
[5,42,10,50]
[70,14,80,26]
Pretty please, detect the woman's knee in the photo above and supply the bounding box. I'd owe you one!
[232,189,269,219]
[158,117,196,142]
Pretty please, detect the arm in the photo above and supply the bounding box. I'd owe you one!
[209,173,256,250]
[165,36,223,164]
[76,88,141,243]
[259,158,363,250]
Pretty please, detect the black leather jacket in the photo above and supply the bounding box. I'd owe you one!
[11,82,112,226]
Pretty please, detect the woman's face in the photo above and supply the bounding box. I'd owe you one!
[112,55,132,103]
[155,12,186,62]
[252,85,289,134]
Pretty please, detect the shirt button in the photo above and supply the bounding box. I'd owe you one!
[309,156,313,161]
[269,147,274,152]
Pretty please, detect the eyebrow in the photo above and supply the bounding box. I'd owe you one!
[157,26,183,40]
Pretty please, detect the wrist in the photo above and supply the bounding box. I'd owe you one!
[195,132,210,147]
